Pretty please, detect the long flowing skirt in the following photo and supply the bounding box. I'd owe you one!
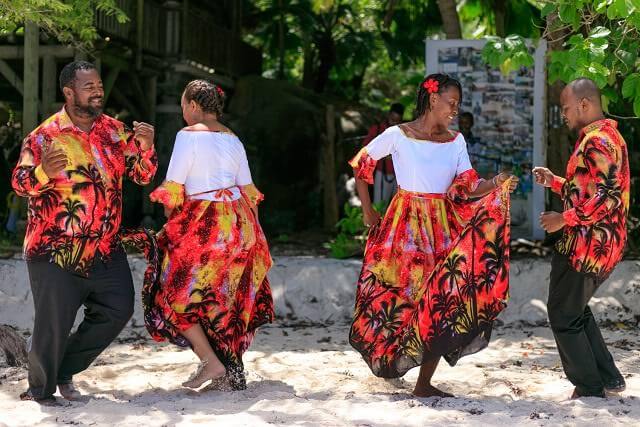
[349,186,511,378]
[122,196,274,389]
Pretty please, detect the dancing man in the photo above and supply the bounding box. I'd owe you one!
[12,60,157,403]
[533,77,629,398]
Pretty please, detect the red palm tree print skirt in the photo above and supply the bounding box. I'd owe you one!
[350,182,511,378]
[122,195,274,389]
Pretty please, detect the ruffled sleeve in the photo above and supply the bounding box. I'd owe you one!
[149,180,185,210]
[348,147,377,184]
[240,183,265,208]
[348,127,397,184]
[446,169,482,203]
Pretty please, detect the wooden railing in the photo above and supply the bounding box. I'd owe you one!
[95,0,261,76]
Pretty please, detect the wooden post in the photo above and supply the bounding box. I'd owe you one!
[42,55,56,117]
[23,21,39,136]
[322,105,339,231]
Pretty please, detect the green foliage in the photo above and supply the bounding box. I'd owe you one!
[327,203,366,259]
[0,0,128,46]
[482,0,640,116]
[244,0,543,110]
[327,201,386,259]
[482,35,534,74]
[458,0,543,38]
[244,0,446,109]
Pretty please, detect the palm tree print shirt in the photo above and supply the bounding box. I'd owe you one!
[552,119,630,281]
[11,108,158,276]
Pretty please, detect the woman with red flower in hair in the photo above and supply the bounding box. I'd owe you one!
[145,79,274,391]
[349,73,518,397]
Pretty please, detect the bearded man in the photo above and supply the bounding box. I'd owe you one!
[12,60,158,403]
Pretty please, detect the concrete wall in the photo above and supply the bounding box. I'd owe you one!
[1,256,639,331]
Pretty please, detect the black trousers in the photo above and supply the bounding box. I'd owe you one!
[26,249,134,398]
[547,252,621,396]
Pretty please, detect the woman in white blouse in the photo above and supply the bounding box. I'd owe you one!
[147,80,274,391]
[349,74,517,398]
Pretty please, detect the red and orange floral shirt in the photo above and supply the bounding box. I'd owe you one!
[552,119,630,281]
[12,108,158,276]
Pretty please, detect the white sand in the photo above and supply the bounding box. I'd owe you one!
[1,323,638,427]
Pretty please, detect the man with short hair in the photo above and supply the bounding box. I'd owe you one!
[12,60,158,403]
[533,77,629,398]
[362,102,404,205]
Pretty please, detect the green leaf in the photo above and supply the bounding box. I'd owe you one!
[587,62,611,78]
[566,34,584,46]
[589,26,611,38]
[622,73,640,98]
[595,0,611,13]
[559,4,579,26]
[541,3,556,18]
[616,49,637,69]
[608,0,632,19]
[633,95,640,117]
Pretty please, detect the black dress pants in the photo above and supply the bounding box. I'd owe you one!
[26,249,134,398]
[547,252,621,397]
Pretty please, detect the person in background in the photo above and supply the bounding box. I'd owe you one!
[362,102,405,205]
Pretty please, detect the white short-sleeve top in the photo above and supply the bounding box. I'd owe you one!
[365,125,473,193]
[164,130,253,201]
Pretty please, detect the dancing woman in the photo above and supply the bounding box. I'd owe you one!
[349,74,517,397]
[142,80,274,390]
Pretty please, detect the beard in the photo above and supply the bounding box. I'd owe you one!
[73,97,103,118]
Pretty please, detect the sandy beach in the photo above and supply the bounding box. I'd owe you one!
[1,322,638,427]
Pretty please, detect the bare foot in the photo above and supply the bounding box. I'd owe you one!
[412,385,454,398]
[182,359,226,389]
[58,383,82,401]
[570,388,605,399]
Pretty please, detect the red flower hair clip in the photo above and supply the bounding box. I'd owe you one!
[423,79,439,94]
[215,86,224,97]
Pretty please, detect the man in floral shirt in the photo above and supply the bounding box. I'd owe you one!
[533,78,629,398]
[12,61,158,403]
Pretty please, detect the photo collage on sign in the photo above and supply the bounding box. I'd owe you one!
[437,46,535,236]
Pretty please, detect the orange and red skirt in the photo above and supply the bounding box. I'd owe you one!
[123,182,273,389]
[349,172,511,378]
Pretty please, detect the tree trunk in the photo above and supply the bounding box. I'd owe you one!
[436,0,462,39]
[277,0,285,79]
[494,0,506,37]
[301,37,316,90]
[383,0,400,30]
[23,21,39,137]
[322,105,339,231]
[314,31,336,93]
[0,324,27,367]
[546,13,572,212]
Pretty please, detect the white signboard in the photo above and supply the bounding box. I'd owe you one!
[426,39,546,239]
